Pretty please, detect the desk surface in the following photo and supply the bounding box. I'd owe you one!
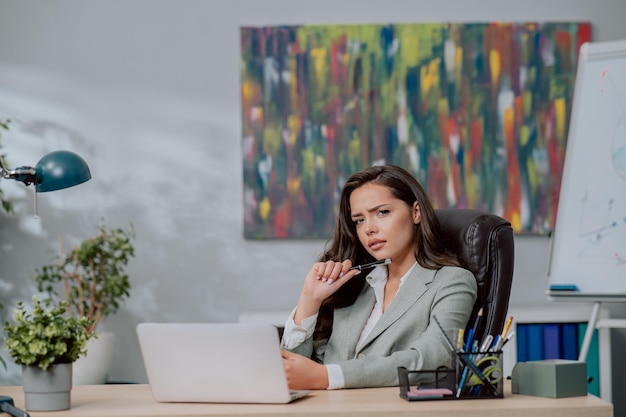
[0,381,612,417]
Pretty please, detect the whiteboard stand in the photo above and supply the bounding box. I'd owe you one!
[578,301,601,362]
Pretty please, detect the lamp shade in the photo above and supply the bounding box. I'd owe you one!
[35,150,91,192]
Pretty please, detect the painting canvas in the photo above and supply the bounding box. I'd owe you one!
[240,22,591,239]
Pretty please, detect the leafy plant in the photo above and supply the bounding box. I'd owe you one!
[3,297,94,370]
[34,222,135,334]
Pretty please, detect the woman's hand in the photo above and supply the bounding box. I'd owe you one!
[281,349,329,390]
[293,260,361,324]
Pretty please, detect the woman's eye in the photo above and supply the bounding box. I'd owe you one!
[353,218,363,225]
[378,209,390,216]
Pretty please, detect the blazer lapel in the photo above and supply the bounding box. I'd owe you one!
[355,264,436,352]
[334,285,376,357]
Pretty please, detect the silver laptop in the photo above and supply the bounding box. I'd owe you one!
[136,322,310,403]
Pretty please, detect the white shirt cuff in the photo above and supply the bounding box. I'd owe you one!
[325,364,345,389]
[281,307,318,349]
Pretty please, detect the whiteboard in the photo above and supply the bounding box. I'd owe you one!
[548,39,626,298]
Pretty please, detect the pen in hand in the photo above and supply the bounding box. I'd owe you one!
[320,258,392,285]
[349,258,392,271]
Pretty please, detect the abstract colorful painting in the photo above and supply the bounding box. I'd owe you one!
[240,22,591,238]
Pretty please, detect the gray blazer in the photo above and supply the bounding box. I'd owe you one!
[288,263,477,388]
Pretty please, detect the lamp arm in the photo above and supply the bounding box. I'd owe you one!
[0,162,39,186]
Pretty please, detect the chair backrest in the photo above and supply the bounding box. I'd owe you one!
[435,208,514,344]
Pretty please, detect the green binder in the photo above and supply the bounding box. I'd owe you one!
[577,323,600,397]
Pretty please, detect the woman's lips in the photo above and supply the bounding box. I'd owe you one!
[368,239,385,250]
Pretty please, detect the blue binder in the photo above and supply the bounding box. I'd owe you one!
[560,323,579,360]
[542,324,561,359]
[526,324,544,361]
[516,324,529,363]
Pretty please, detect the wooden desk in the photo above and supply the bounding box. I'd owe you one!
[0,381,612,417]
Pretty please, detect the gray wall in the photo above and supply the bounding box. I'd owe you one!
[0,0,624,410]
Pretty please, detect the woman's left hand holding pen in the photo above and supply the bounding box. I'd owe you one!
[293,260,361,325]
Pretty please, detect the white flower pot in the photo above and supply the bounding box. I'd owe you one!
[22,363,72,411]
[73,332,115,385]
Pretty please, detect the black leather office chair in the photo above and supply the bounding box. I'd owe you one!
[436,208,514,344]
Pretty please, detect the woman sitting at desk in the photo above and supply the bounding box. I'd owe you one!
[281,165,477,390]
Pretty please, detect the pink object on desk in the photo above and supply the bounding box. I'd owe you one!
[407,388,453,398]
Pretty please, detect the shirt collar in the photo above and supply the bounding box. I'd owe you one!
[365,261,418,287]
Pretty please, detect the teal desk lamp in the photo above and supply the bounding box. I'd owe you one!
[0,150,91,217]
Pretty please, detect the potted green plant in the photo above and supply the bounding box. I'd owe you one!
[3,296,94,411]
[33,222,136,384]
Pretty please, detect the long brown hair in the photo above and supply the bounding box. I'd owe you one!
[313,164,460,344]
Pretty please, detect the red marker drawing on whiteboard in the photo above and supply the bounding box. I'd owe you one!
[600,67,610,93]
